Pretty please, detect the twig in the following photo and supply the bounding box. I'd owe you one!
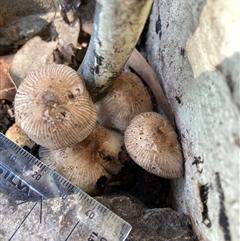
[81,23,176,129]
[78,0,153,102]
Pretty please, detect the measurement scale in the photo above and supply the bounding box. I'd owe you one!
[0,133,132,241]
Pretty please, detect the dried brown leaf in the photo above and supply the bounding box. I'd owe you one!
[128,50,175,129]
[0,55,17,102]
[53,42,77,70]
[0,15,4,27]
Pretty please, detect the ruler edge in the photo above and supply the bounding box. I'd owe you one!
[0,132,132,240]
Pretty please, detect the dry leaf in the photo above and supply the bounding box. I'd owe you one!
[0,15,4,26]
[0,55,17,102]
[5,122,35,149]
[9,13,80,87]
[128,49,175,129]
[53,42,78,69]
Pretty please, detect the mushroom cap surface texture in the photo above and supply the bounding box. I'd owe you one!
[96,71,152,133]
[124,112,183,178]
[39,125,124,195]
[14,64,97,149]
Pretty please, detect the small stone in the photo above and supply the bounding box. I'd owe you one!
[95,195,198,241]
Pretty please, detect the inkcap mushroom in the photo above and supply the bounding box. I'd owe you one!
[14,64,97,149]
[124,112,183,178]
[96,72,152,133]
[39,125,125,195]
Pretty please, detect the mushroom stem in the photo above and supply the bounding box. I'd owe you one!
[81,23,176,129]
[78,0,153,102]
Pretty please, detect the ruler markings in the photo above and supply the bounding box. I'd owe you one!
[43,167,50,173]
[55,175,62,182]
[61,179,67,186]
[97,204,102,210]
[58,176,65,184]
[91,200,98,208]
[52,172,58,179]
[47,168,54,176]
[112,214,117,222]
[102,208,107,215]
[27,156,33,164]
[78,192,84,200]
[37,162,43,168]
[67,185,75,193]
[29,158,38,165]
[18,150,27,159]
[99,206,105,213]
[4,138,11,146]
[105,212,111,221]
[39,165,46,172]
[65,221,80,241]
[92,203,98,211]
[65,182,71,189]
[15,147,21,155]
[0,133,132,240]
[39,196,43,224]
[32,159,38,165]
[9,197,42,240]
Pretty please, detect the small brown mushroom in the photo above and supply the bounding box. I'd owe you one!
[124,112,183,178]
[5,122,35,149]
[96,72,152,133]
[39,125,125,195]
[14,64,97,149]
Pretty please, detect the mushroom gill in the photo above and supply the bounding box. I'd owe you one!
[39,125,125,195]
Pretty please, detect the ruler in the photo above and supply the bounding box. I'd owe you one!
[0,133,132,241]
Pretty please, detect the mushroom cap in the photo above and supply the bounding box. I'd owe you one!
[39,125,124,195]
[14,64,97,149]
[96,72,152,133]
[124,112,183,178]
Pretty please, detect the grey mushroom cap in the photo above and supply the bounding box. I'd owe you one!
[96,72,152,133]
[39,125,125,195]
[124,112,184,179]
[14,64,97,149]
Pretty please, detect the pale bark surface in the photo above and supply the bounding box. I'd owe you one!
[146,1,240,240]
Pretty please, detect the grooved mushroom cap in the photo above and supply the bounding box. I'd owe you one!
[124,112,183,178]
[38,125,124,195]
[96,72,152,133]
[14,64,97,149]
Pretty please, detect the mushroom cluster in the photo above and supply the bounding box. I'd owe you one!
[13,64,128,194]
[14,64,183,195]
